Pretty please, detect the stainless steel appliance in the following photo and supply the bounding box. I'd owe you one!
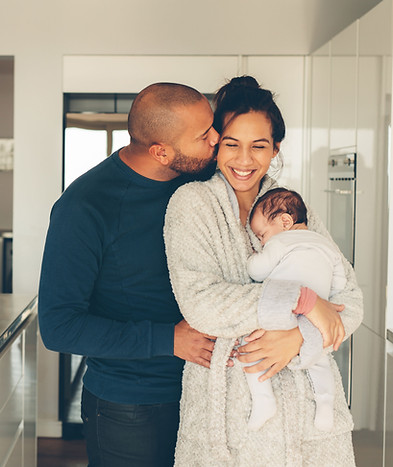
[326,152,357,406]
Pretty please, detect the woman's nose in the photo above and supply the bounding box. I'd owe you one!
[236,147,253,165]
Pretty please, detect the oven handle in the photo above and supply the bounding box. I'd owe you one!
[324,189,353,195]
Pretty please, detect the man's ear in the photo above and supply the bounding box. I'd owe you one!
[281,213,294,230]
[149,143,172,166]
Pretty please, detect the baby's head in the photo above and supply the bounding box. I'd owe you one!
[250,188,308,245]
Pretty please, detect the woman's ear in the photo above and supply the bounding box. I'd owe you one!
[281,213,294,230]
[273,142,281,158]
[149,144,171,166]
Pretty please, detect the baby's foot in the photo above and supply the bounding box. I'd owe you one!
[248,396,277,431]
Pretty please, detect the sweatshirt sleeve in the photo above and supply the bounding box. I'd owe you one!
[38,196,174,360]
[164,185,300,338]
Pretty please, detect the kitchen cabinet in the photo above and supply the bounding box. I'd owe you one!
[386,342,393,466]
[247,56,306,193]
[352,325,385,466]
[309,45,330,225]
[330,23,357,150]
[309,3,392,464]
[63,55,239,94]
[0,295,37,466]
[355,55,389,339]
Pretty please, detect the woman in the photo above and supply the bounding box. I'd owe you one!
[164,76,362,466]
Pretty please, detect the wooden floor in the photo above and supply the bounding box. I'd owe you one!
[36,431,380,467]
[37,437,88,467]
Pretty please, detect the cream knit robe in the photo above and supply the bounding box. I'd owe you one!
[164,173,363,467]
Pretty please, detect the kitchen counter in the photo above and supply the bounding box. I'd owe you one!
[0,293,37,353]
[0,293,38,466]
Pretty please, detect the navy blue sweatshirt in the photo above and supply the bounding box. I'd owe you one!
[39,151,192,404]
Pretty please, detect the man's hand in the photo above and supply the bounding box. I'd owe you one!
[307,296,345,351]
[237,328,303,381]
[174,320,216,368]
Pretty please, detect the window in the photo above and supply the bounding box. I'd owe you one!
[63,93,134,189]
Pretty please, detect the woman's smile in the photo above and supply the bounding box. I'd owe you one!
[231,168,256,178]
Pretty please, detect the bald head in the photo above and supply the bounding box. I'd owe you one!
[128,83,204,148]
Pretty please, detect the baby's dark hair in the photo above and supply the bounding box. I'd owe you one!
[213,76,285,152]
[250,187,308,225]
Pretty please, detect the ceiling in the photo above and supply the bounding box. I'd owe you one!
[0,0,385,59]
[301,0,383,52]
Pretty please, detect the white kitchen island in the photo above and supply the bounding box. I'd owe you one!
[0,294,37,467]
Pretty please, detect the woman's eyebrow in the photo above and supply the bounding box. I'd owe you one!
[253,138,270,143]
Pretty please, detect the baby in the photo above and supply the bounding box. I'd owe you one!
[244,187,346,432]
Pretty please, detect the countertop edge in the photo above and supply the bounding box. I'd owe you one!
[0,295,37,352]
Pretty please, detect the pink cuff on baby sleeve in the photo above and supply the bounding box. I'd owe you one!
[293,287,317,315]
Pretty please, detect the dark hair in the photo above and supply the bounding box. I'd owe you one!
[213,76,285,151]
[250,187,308,226]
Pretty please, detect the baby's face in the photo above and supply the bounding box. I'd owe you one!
[250,212,285,246]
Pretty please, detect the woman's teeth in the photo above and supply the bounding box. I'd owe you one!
[232,168,253,176]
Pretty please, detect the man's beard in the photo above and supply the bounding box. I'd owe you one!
[169,149,216,175]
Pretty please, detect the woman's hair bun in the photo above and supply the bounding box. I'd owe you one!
[227,75,260,90]
[213,75,262,111]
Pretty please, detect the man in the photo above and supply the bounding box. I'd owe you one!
[38,82,219,467]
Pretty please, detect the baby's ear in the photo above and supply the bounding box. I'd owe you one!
[281,213,294,230]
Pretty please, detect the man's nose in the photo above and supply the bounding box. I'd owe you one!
[210,128,219,145]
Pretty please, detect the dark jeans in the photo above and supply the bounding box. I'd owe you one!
[81,386,180,467]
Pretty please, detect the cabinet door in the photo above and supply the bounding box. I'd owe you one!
[330,23,357,150]
[352,325,385,466]
[247,56,305,193]
[4,433,22,467]
[0,373,23,464]
[309,50,330,225]
[0,335,23,409]
[24,315,37,467]
[63,55,239,94]
[0,335,24,464]
[386,344,393,467]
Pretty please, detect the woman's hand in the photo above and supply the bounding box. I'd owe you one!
[306,296,345,351]
[236,328,303,381]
